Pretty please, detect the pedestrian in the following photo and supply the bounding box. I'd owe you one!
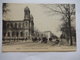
[41,37,47,43]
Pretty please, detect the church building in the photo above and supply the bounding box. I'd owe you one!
[3,7,34,41]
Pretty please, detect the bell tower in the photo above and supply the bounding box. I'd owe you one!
[24,6,31,39]
[24,6,30,20]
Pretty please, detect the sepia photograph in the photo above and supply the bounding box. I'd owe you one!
[2,3,76,52]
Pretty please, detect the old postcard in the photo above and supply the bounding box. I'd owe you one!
[2,3,76,52]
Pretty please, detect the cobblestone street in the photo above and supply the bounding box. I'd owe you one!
[2,40,76,52]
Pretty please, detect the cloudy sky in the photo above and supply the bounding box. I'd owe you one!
[3,3,66,37]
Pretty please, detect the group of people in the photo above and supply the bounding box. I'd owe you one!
[32,36,60,45]
[32,36,48,43]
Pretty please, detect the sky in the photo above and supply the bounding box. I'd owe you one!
[3,3,67,37]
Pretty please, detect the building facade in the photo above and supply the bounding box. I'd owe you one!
[3,7,34,41]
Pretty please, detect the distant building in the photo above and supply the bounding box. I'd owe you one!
[43,31,53,39]
[43,31,58,39]
[3,7,34,41]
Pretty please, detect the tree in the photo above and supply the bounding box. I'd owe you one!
[41,4,75,45]
[3,3,10,20]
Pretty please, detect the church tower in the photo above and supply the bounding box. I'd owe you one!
[24,6,30,20]
[24,6,34,39]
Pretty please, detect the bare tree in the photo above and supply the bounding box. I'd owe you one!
[3,3,10,20]
[41,4,75,45]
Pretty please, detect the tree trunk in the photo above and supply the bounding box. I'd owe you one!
[68,5,73,46]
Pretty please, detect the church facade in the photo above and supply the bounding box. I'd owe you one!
[3,7,34,41]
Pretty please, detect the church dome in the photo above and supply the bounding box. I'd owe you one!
[24,6,30,11]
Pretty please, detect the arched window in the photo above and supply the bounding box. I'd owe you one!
[16,32,19,37]
[20,32,23,37]
[7,23,11,28]
[15,23,17,28]
[21,23,23,28]
[19,23,21,28]
[11,23,13,28]
[12,31,15,37]
[16,23,19,28]
[7,32,10,37]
